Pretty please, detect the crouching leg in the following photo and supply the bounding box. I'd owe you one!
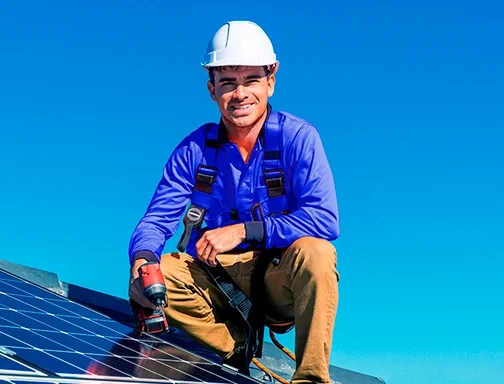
[264,237,339,384]
[159,253,247,361]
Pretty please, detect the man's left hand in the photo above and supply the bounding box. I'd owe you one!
[195,224,246,267]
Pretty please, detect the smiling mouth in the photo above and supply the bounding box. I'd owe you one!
[231,104,254,111]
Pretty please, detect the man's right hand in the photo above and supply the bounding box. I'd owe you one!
[128,258,156,309]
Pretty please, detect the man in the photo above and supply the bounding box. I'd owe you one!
[128,20,340,384]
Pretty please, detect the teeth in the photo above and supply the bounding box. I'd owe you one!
[235,105,251,109]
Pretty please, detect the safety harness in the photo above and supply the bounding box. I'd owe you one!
[176,110,295,373]
[177,110,289,254]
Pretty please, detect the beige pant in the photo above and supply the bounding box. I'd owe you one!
[160,236,339,384]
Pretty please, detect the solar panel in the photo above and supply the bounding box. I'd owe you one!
[0,268,261,384]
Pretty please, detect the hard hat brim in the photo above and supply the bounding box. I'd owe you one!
[201,59,279,68]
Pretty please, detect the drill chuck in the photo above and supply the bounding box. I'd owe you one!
[143,283,166,306]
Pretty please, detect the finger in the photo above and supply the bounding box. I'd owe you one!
[130,258,149,279]
[195,236,203,251]
[197,241,209,264]
[200,242,214,266]
[196,235,208,256]
[130,279,156,309]
[207,247,219,267]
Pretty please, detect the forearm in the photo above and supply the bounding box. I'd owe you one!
[263,205,339,249]
[128,137,199,265]
[242,197,339,249]
[128,222,170,264]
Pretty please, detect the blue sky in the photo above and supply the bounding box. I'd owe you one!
[1,1,503,383]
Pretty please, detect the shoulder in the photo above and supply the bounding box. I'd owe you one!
[164,122,219,175]
[174,122,218,154]
[274,109,321,146]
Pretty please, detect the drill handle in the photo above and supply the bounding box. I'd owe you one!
[138,262,168,306]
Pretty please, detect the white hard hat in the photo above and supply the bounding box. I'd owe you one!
[201,21,277,68]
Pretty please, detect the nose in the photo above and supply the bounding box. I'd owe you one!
[232,84,247,100]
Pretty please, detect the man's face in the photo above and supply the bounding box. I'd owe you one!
[207,66,276,129]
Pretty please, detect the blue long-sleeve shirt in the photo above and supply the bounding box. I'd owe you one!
[128,107,339,265]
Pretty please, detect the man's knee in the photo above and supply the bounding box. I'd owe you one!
[285,237,339,279]
[289,236,337,263]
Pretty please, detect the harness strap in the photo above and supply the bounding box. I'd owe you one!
[262,111,284,199]
[256,111,290,219]
[201,260,262,369]
[177,124,219,253]
[248,249,282,358]
[201,249,283,367]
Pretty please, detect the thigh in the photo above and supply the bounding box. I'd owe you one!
[262,251,295,322]
[217,250,258,298]
[160,252,231,315]
[220,249,296,322]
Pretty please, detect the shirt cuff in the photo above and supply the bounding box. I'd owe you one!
[244,221,264,243]
[131,250,159,266]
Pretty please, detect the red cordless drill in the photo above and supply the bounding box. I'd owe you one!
[131,262,169,334]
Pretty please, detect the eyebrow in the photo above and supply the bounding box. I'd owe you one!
[218,74,263,83]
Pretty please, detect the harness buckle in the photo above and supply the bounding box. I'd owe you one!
[195,165,218,194]
[251,202,264,221]
[263,168,285,198]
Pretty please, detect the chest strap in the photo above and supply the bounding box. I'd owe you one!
[177,124,219,253]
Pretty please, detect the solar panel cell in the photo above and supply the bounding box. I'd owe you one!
[125,336,211,363]
[0,330,35,349]
[0,281,27,296]
[0,280,60,300]
[44,299,111,320]
[36,330,117,355]
[5,348,87,375]
[56,316,131,337]
[48,351,130,377]
[0,294,45,313]
[23,312,94,335]
[1,328,73,352]
[0,317,17,329]
[0,309,57,332]
[89,319,135,334]
[77,334,143,357]
[77,353,167,379]
[10,297,78,317]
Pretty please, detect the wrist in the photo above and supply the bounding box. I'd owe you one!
[133,257,148,265]
[131,250,158,267]
[131,258,149,274]
[239,223,246,241]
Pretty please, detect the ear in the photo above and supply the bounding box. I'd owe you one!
[270,62,280,76]
[267,62,279,97]
[207,81,217,102]
[267,74,276,97]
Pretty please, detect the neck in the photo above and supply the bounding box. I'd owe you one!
[223,109,268,146]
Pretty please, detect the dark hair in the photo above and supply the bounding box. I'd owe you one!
[208,65,272,85]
